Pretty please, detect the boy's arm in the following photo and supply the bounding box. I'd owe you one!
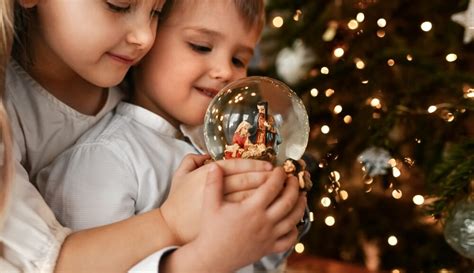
[158,164,307,273]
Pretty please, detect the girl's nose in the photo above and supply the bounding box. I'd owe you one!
[126,20,156,50]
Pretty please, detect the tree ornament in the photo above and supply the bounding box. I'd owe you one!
[275,39,315,85]
[203,76,309,165]
[451,0,474,44]
[358,147,392,177]
[443,197,474,260]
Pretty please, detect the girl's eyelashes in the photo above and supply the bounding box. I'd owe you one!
[106,1,131,13]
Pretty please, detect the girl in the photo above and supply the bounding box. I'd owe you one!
[1,0,282,272]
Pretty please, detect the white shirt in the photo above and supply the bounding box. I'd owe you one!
[37,102,198,230]
[37,102,286,273]
[0,60,122,273]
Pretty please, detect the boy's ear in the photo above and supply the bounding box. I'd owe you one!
[17,0,39,8]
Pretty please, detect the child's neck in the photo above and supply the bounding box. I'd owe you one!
[28,62,107,116]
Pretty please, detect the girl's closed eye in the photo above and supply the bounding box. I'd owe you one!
[106,0,131,13]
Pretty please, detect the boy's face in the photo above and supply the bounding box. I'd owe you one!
[29,0,164,88]
[134,0,262,127]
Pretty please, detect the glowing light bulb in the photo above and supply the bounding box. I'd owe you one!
[321,125,330,134]
[321,197,331,207]
[339,190,349,200]
[446,53,457,62]
[428,105,437,113]
[356,12,365,22]
[388,235,398,246]
[420,21,432,32]
[334,47,345,58]
[392,167,401,178]
[310,88,319,97]
[370,98,381,107]
[392,190,402,199]
[325,88,335,97]
[348,19,359,30]
[413,195,425,205]
[272,16,284,28]
[321,67,329,74]
[334,105,343,114]
[377,18,387,28]
[325,216,335,226]
[355,58,365,69]
[295,243,305,253]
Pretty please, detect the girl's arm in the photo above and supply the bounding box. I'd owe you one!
[55,209,175,273]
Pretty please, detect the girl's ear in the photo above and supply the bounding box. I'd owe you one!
[17,0,39,8]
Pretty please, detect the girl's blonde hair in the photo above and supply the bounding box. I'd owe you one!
[0,0,14,232]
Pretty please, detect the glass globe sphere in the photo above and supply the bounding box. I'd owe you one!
[204,76,309,165]
[444,198,474,259]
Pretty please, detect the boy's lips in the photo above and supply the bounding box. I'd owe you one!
[196,87,219,98]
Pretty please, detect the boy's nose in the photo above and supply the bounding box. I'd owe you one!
[209,60,233,83]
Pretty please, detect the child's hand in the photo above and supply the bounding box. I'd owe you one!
[160,163,307,273]
[160,154,274,245]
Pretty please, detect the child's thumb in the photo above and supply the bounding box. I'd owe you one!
[175,154,210,175]
[203,163,224,211]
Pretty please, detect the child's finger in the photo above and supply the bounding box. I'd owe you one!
[266,175,300,222]
[174,154,210,175]
[202,163,224,212]
[271,227,298,254]
[223,171,269,195]
[224,189,257,202]
[214,159,273,176]
[246,167,286,208]
[271,194,307,238]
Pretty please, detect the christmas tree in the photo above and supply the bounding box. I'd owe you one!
[251,0,474,271]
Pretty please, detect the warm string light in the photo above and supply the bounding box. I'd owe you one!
[295,243,305,253]
[420,21,432,32]
[387,235,398,246]
[445,53,457,62]
[348,19,359,30]
[293,9,302,21]
[412,195,425,205]
[272,16,284,28]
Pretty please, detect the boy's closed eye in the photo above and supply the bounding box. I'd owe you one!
[189,43,212,53]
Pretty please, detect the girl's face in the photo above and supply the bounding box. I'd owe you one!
[134,0,261,127]
[29,0,164,87]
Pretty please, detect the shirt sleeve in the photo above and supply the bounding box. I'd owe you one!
[128,246,178,273]
[0,154,71,273]
[36,140,137,231]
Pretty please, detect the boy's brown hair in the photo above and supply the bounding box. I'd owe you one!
[160,0,265,32]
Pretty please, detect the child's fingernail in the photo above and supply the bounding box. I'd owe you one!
[209,163,217,172]
[265,162,273,171]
